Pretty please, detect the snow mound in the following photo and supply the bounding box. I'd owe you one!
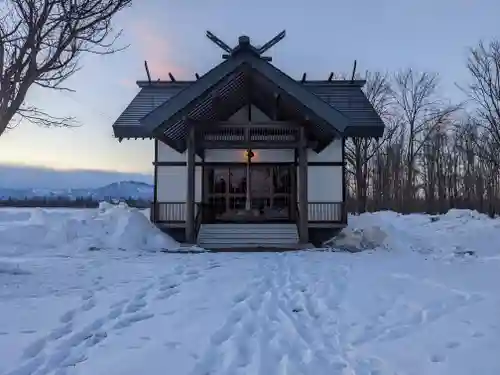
[0,203,190,252]
[324,225,388,252]
[443,208,490,220]
[327,209,500,259]
[76,202,180,251]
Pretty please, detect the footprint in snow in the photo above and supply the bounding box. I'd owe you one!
[133,291,148,300]
[125,299,147,313]
[85,331,107,347]
[59,309,76,323]
[159,282,179,291]
[233,291,249,304]
[22,337,47,359]
[164,341,181,349]
[49,323,73,340]
[446,341,460,349]
[81,291,94,301]
[430,354,446,363]
[113,312,154,330]
[110,299,128,309]
[184,274,200,282]
[81,298,96,312]
[156,288,179,300]
[107,307,123,320]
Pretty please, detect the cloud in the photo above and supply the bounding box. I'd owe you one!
[118,78,138,89]
[131,20,187,80]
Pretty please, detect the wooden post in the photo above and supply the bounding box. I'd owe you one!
[152,139,159,223]
[290,159,297,221]
[298,127,308,243]
[186,126,195,243]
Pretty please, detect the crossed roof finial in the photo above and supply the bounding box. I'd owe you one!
[205,30,286,61]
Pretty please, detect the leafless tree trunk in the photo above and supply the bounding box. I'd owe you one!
[345,71,393,213]
[391,69,460,211]
[0,0,132,137]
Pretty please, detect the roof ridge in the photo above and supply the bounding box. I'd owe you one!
[136,79,366,88]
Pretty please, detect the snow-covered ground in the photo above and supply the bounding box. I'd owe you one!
[0,206,499,375]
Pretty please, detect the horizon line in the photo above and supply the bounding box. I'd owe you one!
[0,162,153,175]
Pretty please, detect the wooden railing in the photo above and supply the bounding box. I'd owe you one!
[308,202,345,222]
[296,202,345,223]
[203,127,245,142]
[199,123,299,146]
[155,202,185,222]
[153,202,200,223]
[153,202,345,224]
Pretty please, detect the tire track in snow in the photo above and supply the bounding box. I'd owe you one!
[7,261,219,375]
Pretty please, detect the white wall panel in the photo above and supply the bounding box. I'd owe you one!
[156,166,201,202]
[307,138,342,162]
[156,140,202,162]
[307,166,343,202]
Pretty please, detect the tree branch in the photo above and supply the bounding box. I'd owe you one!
[0,0,132,136]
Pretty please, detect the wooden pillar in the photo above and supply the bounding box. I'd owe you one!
[186,126,196,243]
[152,139,159,223]
[298,127,308,243]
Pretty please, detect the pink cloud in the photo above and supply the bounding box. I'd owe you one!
[118,79,137,89]
[131,21,187,80]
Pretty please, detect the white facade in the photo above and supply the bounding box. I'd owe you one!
[155,103,344,210]
[155,138,343,204]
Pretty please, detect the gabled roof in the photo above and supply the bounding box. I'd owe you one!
[139,50,349,137]
[112,79,385,139]
[112,35,386,147]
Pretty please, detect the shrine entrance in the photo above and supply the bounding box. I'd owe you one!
[204,164,295,223]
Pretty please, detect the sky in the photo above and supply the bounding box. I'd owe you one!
[0,0,499,177]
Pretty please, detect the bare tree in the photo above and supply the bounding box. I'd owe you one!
[391,69,460,209]
[465,40,500,167]
[0,0,132,137]
[345,71,394,213]
[344,40,500,217]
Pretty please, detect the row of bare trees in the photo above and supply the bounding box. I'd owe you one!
[347,40,500,217]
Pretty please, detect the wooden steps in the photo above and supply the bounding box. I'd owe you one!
[197,223,300,250]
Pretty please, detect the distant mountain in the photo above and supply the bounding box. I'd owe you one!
[0,164,153,189]
[0,181,154,201]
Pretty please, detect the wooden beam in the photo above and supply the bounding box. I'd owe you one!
[186,126,196,243]
[212,92,222,119]
[199,141,302,149]
[191,120,301,129]
[246,67,252,122]
[274,93,280,121]
[298,126,308,243]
